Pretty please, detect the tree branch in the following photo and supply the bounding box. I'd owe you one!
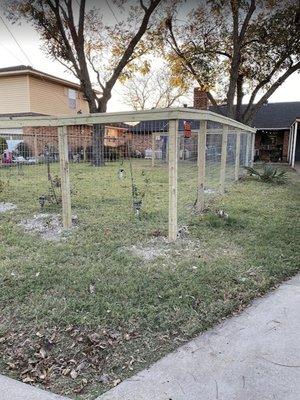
[243,53,291,120]
[243,61,300,124]
[103,0,161,101]
[166,17,221,111]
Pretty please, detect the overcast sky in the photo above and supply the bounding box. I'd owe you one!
[0,0,299,112]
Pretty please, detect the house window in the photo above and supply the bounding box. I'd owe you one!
[68,89,77,109]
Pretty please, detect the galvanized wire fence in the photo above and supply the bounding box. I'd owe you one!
[0,109,255,240]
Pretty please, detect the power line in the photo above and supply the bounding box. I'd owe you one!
[0,41,24,64]
[0,14,32,66]
[105,0,119,24]
[0,14,80,110]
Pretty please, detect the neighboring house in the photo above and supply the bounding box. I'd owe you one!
[0,65,91,158]
[195,90,300,165]
[250,102,299,163]
[0,65,128,160]
[0,65,89,117]
[126,92,300,165]
[288,118,300,168]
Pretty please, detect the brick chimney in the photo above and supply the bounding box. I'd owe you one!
[193,88,209,110]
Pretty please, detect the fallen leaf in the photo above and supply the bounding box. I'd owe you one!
[70,369,78,379]
[39,348,47,359]
[89,283,95,294]
[87,333,100,343]
[62,368,71,376]
[76,361,86,372]
[97,374,110,383]
[22,376,34,383]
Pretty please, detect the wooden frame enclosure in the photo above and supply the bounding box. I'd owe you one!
[0,108,255,241]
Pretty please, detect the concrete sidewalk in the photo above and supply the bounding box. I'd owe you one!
[98,274,300,400]
[1,274,299,400]
[0,375,68,400]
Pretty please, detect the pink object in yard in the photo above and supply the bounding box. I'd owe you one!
[2,150,12,164]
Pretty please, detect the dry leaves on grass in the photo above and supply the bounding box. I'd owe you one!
[0,325,140,396]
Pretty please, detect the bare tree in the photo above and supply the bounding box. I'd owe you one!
[122,67,189,110]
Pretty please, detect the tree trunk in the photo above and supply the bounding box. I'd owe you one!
[91,124,105,166]
[90,93,111,166]
[235,74,244,122]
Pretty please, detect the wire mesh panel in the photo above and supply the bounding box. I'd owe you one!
[206,131,222,191]
[240,131,248,169]
[225,131,237,183]
[0,127,61,213]
[0,110,255,240]
[177,125,199,224]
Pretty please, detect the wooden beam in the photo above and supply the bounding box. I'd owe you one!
[234,130,241,181]
[168,120,178,242]
[58,126,72,229]
[219,125,228,194]
[0,108,257,132]
[196,120,207,211]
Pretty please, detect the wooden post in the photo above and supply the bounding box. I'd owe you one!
[58,126,72,229]
[292,121,298,168]
[250,132,255,166]
[287,125,292,164]
[219,124,228,194]
[151,132,155,167]
[168,120,178,242]
[245,133,250,166]
[234,130,241,181]
[196,120,207,211]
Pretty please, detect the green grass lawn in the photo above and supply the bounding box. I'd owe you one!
[0,161,299,399]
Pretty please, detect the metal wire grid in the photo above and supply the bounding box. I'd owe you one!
[0,119,254,235]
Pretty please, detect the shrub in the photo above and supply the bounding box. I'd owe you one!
[0,137,7,154]
[245,164,287,184]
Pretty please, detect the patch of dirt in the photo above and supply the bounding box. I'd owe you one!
[124,229,243,264]
[0,202,17,213]
[19,214,77,241]
[124,232,201,262]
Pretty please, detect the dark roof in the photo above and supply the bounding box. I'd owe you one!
[128,102,300,133]
[210,102,300,130]
[252,102,300,129]
[0,65,33,73]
